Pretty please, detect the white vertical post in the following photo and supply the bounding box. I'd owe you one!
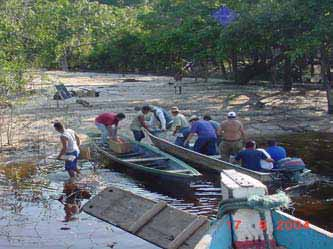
[221,170,276,249]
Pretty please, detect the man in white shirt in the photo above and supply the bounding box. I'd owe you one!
[54,122,80,178]
[149,105,173,131]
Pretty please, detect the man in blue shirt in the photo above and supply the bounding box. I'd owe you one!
[235,140,273,172]
[184,115,217,155]
[266,140,287,162]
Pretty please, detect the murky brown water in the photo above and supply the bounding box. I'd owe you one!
[257,132,333,231]
[0,132,332,248]
[0,161,160,249]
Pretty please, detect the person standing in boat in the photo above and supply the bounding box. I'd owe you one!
[235,140,274,172]
[54,121,80,178]
[218,111,245,161]
[95,112,126,145]
[183,115,218,155]
[266,140,287,168]
[170,106,190,147]
[130,105,152,141]
[149,105,173,131]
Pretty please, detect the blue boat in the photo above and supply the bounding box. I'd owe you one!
[195,170,333,249]
[199,210,333,249]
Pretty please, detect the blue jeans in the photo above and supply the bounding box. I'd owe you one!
[175,127,190,148]
[194,137,218,155]
[95,123,109,144]
[132,130,145,141]
[65,151,79,171]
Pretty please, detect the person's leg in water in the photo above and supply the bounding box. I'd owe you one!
[65,151,79,178]
[67,169,75,178]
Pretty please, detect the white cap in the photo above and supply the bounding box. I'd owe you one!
[227,111,236,118]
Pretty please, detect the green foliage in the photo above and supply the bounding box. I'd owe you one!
[0,0,333,90]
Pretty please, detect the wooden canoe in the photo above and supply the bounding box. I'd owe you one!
[146,131,274,183]
[89,135,202,180]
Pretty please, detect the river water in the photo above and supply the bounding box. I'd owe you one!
[0,132,332,248]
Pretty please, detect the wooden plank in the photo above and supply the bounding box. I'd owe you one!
[83,187,209,249]
[123,157,168,163]
[168,217,207,249]
[129,201,167,233]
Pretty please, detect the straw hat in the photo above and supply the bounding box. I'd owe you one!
[189,115,199,122]
[171,106,180,113]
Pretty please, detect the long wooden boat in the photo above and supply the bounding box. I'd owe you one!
[147,131,274,183]
[89,134,201,180]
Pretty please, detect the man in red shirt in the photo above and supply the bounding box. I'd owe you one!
[95,112,126,144]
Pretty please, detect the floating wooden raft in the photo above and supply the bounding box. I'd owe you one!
[82,186,209,249]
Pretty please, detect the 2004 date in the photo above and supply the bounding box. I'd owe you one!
[226,220,310,231]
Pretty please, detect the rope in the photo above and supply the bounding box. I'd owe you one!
[218,191,291,218]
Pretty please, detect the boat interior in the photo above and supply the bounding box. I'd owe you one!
[95,137,196,175]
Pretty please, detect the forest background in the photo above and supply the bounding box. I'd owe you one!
[1,0,333,111]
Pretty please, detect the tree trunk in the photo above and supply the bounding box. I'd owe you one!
[309,57,315,78]
[61,48,69,71]
[283,57,292,91]
[270,52,277,86]
[231,51,238,83]
[220,61,226,75]
[320,45,333,114]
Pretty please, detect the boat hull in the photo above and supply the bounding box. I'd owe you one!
[272,210,333,249]
[91,136,201,181]
[147,132,273,183]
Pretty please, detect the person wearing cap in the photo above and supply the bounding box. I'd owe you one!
[218,111,245,161]
[130,105,152,141]
[95,112,126,144]
[170,107,190,147]
[235,140,274,172]
[183,116,218,155]
[148,105,173,131]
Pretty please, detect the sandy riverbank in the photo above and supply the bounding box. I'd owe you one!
[1,70,332,162]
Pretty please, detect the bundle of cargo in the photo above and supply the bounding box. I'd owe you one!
[109,137,132,154]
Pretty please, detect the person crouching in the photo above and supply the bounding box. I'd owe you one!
[183,115,218,155]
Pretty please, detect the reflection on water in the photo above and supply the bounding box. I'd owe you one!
[99,167,221,218]
[287,181,333,231]
[58,181,91,222]
[0,161,37,182]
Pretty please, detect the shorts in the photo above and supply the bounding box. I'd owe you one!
[65,151,79,171]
